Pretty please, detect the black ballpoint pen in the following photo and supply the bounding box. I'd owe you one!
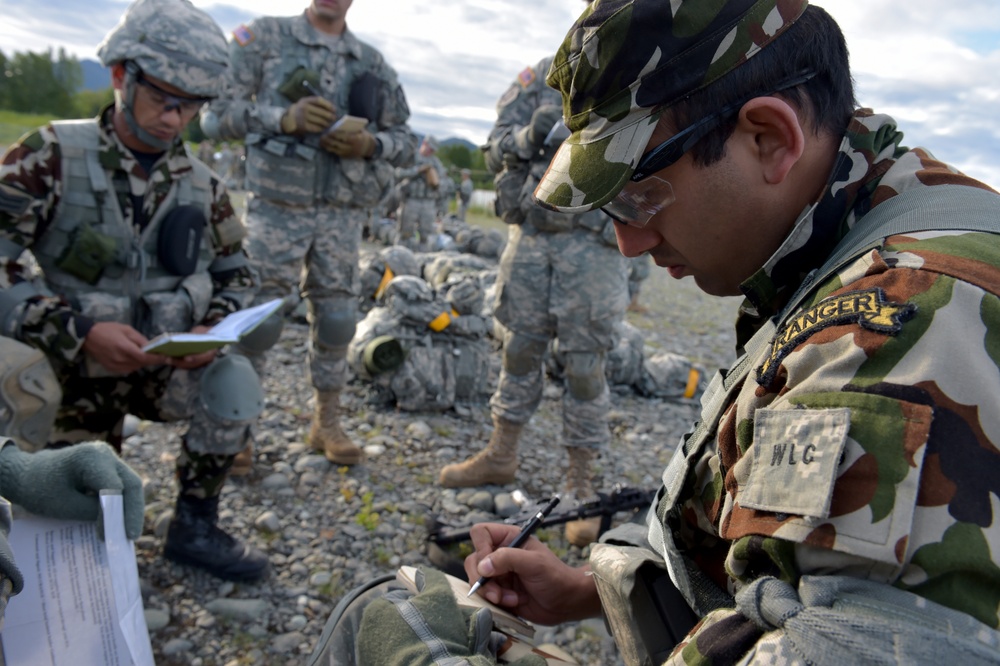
[467,495,561,597]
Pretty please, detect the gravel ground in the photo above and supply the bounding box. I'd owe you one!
[126,233,743,665]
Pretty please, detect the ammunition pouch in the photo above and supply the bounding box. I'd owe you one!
[590,543,698,666]
[55,223,119,284]
[158,204,206,276]
[135,272,212,339]
[277,66,321,103]
[245,134,318,206]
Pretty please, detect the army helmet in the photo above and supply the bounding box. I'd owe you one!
[96,0,229,98]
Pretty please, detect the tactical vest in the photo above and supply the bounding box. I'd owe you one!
[33,120,216,334]
[647,184,1000,617]
[242,21,394,209]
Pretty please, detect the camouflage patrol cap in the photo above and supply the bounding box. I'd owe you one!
[96,0,229,98]
[534,0,808,213]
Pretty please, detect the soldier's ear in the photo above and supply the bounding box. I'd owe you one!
[734,96,804,186]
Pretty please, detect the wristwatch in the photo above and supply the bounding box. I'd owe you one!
[370,136,383,159]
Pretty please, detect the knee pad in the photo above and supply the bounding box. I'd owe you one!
[316,308,357,348]
[200,354,264,424]
[564,352,605,401]
[503,332,548,377]
[237,310,284,355]
[0,338,61,452]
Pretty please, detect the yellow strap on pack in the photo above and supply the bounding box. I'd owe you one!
[428,308,459,332]
[374,266,395,300]
[683,367,701,399]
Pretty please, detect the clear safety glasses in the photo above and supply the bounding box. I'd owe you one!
[602,69,817,228]
[135,72,211,116]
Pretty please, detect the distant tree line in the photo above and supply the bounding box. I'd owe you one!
[0,48,492,188]
[0,48,113,118]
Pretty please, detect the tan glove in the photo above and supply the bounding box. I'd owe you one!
[280,96,336,135]
[424,165,440,188]
[321,128,377,159]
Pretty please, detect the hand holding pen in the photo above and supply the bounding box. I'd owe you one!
[468,495,561,597]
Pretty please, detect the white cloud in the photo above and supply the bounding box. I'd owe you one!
[3,0,999,185]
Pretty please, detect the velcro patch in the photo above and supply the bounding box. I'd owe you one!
[757,288,916,385]
[739,408,850,519]
[233,24,254,47]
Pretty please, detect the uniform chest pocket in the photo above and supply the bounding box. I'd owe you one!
[730,395,933,572]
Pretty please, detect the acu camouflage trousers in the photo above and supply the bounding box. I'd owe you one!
[243,195,367,392]
[491,224,629,448]
[51,359,248,500]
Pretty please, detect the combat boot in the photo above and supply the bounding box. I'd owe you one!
[626,292,649,314]
[439,415,522,488]
[164,495,269,582]
[310,390,363,465]
[563,447,602,547]
[230,443,253,477]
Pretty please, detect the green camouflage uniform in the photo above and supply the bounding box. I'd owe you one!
[534,0,1000,662]
[649,110,1000,663]
[202,12,416,392]
[395,151,448,250]
[0,107,256,499]
[487,57,629,450]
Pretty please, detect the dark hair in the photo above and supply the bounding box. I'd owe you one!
[669,5,856,166]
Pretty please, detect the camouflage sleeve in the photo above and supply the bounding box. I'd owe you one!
[201,18,285,140]
[0,128,94,365]
[204,182,256,322]
[367,52,416,168]
[667,233,1000,662]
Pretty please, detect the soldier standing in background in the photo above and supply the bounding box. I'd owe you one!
[201,0,416,467]
[457,167,474,221]
[0,0,269,582]
[394,135,448,250]
[438,54,629,548]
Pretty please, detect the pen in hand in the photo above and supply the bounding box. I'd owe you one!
[467,495,561,597]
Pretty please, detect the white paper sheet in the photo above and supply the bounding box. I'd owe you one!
[1,493,154,666]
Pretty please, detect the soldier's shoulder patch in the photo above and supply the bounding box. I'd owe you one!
[517,66,536,88]
[233,24,255,47]
[757,287,917,386]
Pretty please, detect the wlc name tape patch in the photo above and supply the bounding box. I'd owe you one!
[739,407,851,519]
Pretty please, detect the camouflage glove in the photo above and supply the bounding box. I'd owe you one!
[280,96,336,135]
[357,566,545,666]
[514,104,563,152]
[0,441,144,540]
[321,128,378,159]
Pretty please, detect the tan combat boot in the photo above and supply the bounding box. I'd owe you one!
[309,390,363,465]
[229,443,253,477]
[564,447,602,547]
[439,416,522,488]
[626,292,649,314]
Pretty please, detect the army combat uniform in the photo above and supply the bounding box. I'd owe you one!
[0,108,257,500]
[593,112,1000,664]
[488,57,628,449]
[394,141,448,251]
[202,11,415,402]
[439,56,629,547]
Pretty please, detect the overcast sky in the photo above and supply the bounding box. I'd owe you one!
[3,0,999,187]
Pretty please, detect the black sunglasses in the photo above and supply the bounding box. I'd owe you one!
[629,69,818,182]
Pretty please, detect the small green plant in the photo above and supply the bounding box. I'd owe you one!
[355,491,381,531]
